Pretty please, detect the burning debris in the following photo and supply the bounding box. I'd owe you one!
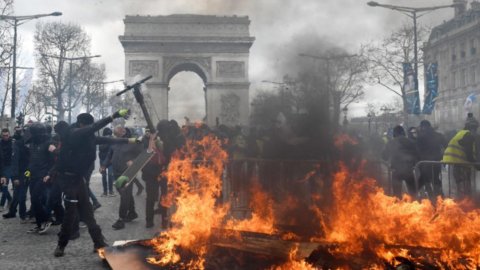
[102,133,480,269]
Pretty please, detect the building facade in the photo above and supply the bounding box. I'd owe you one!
[424,0,480,131]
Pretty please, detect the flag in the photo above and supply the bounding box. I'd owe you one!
[422,63,439,114]
[403,63,420,114]
[464,93,477,112]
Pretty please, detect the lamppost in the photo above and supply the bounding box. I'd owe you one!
[0,11,62,121]
[342,106,349,126]
[42,54,101,123]
[367,1,457,108]
[367,112,374,134]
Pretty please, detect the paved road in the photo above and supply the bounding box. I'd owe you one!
[0,172,163,270]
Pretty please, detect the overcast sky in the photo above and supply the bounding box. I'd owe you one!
[11,0,460,121]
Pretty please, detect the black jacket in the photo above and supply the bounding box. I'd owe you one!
[416,128,447,161]
[11,137,29,182]
[1,138,12,167]
[382,135,419,173]
[56,116,114,176]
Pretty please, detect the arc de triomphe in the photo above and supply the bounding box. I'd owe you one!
[119,15,255,127]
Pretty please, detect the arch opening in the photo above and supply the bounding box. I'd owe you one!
[168,71,206,125]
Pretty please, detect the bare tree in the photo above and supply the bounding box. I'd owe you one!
[22,85,47,121]
[364,24,429,115]
[0,0,13,66]
[80,63,106,115]
[33,21,92,121]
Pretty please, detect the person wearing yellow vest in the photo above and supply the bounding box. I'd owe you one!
[442,114,479,199]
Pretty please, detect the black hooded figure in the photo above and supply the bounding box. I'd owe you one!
[26,122,55,234]
[53,110,130,257]
[382,125,419,198]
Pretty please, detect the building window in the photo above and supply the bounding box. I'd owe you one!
[452,46,457,62]
[452,71,457,89]
[471,39,477,55]
[471,65,476,84]
[460,42,466,59]
[461,69,466,87]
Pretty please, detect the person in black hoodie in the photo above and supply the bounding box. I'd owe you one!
[416,120,447,198]
[53,110,130,257]
[142,120,185,229]
[382,125,419,198]
[25,123,55,234]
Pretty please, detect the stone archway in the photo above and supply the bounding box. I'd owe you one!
[119,14,255,127]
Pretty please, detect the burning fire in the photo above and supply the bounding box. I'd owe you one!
[143,132,480,269]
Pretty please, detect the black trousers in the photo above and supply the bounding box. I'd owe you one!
[31,178,50,226]
[57,174,104,248]
[144,176,159,224]
[116,175,136,220]
[392,170,416,198]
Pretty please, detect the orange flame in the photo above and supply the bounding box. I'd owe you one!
[324,163,480,267]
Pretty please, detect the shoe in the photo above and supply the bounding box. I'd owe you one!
[3,212,15,219]
[109,192,116,197]
[93,203,102,211]
[79,222,87,228]
[52,219,62,226]
[38,221,52,235]
[136,186,144,196]
[27,226,41,233]
[54,245,65,257]
[112,220,125,230]
[100,193,107,197]
[93,242,109,254]
[146,221,154,228]
[124,212,138,222]
[20,218,28,224]
[0,206,4,212]
[69,231,80,241]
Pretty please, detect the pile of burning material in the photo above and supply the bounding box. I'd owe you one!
[101,134,480,269]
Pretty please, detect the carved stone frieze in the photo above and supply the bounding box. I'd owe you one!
[129,60,159,77]
[163,56,211,76]
[216,61,245,78]
[220,93,240,125]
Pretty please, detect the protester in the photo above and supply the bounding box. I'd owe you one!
[98,127,115,197]
[382,125,419,198]
[2,126,29,221]
[416,120,447,198]
[102,125,143,230]
[442,115,479,199]
[53,110,130,257]
[0,128,12,211]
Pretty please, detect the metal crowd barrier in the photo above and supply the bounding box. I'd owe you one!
[221,159,392,218]
[413,161,480,202]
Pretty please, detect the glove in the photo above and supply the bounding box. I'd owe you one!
[112,109,130,119]
[24,170,31,178]
[128,138,141,144]
[114,175,129,189]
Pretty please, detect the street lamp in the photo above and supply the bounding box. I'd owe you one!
[0,11,62,121]
[42,53,101,123]
[367,1,457,112]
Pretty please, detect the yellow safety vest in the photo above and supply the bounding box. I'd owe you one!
[442,129,471,163]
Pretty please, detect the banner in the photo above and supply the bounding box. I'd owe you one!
[464,93,477,112]
[403,63,421,114]
[422,63,439,114]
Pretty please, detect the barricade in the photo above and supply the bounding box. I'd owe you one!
[222,158,392,218]
[414,161,480,202]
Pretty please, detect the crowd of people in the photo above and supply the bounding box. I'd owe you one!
[0,109,187,258]
[381,113,480,201]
